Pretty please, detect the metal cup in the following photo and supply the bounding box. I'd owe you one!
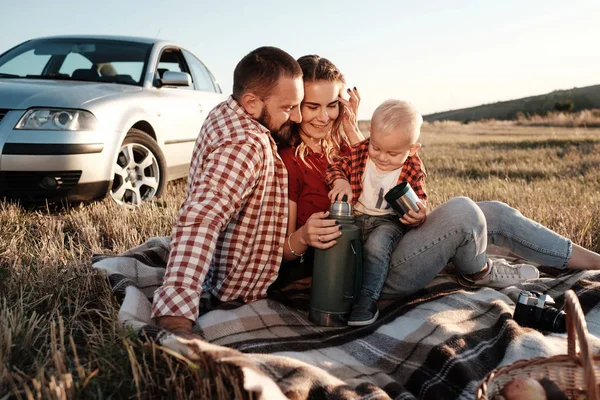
[384,181,420,217]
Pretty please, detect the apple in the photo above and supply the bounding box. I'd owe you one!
[502,376,547,400]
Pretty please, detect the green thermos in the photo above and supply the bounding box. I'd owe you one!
[309,197,363,327]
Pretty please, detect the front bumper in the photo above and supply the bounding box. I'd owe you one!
[0,109,121,202]
[0,170,110,201]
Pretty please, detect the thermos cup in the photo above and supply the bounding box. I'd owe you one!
[384,181,420,217]
[310,196,363,327]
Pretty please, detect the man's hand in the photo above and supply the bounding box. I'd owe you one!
[328,179,353,203]
[157,315,207,345]
[157,315,199,339]
[400,201,427,227]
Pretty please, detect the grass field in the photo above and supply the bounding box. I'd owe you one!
[1,124,600,399]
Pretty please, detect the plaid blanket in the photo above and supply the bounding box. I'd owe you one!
[91,237,600,400]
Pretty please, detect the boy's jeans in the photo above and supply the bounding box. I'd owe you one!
[354,213,406,301]
[381,196,572,299]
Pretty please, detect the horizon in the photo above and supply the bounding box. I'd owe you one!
[1,0,598,119]
[423,82,600,117]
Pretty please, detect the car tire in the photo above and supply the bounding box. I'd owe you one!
[109,128,167,206]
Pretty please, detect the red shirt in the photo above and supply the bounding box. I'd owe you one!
[152,96,288,322]
[279,146,350,227]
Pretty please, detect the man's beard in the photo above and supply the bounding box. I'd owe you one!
[257,107,293,136]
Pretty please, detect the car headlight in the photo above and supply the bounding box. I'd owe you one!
[15,109,98,131]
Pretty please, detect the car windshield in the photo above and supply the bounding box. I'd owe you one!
[0,38,152,86]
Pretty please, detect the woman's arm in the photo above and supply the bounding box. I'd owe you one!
[282,200,309,262]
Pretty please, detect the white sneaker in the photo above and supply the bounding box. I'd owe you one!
[460,258,540,289]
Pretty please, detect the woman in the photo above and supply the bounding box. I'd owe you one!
[273,54,600,297]
[272,55,362,287]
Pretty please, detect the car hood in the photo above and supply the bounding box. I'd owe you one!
[0,78,142,109]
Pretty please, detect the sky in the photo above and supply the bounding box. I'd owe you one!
[1,0,599,120]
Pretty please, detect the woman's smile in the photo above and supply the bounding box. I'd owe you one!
[310,121,331,131]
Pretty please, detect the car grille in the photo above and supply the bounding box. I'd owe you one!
[0,171,82,197]
[0,109,9,123]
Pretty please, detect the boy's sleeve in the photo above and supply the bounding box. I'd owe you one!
[325,155,351,187]
[413,175,427,202]
[406,155,427,202]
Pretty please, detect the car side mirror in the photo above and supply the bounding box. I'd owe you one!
[158,71,192,87]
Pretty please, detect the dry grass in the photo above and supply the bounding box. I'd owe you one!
[515,109,600,128]
[419,124,600,249]
[2,125,600,398]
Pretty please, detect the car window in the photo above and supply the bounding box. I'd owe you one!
[110,62,144,82]
[0,49,50,76]
[59,53,93,76]
[158,61,183,73]
[0,38,151,85]
[155,48,192,90]
[182,50,218,92]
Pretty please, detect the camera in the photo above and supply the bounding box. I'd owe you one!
[513,290,566,333]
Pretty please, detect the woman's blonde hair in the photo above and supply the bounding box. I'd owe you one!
[276,55,349,166]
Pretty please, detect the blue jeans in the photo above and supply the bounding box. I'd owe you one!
[382,197,573,299]
[355,214,407,301]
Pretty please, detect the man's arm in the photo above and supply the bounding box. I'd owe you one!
[152,140,263,328]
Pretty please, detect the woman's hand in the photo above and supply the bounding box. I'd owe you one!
[300,211,342,249]
[328,179,353,203]
[400,201,427,227]
[339,87,364,144]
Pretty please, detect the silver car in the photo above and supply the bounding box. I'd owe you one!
[0,35,226,205]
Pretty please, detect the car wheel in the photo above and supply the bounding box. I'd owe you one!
[110,128,167,206]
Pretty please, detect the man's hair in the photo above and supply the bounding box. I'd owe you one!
[233,46,302,100]
[371,99,423,142]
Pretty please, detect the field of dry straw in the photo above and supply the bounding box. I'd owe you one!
[1,123,599,398]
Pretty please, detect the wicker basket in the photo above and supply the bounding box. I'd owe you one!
[476,290,600,400]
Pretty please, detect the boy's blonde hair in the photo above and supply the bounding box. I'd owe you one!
[371,99,423,142]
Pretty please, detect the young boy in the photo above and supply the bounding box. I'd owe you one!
[325,99,427,326]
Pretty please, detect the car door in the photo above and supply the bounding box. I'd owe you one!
[180,49,225,142]
[150,47,220,180]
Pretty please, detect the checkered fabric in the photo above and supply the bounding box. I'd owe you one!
[92,244,600,400]
[152,96,288,322]
[325,138,427,204]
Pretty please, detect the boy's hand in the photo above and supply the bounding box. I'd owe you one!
[328,179,353,203]
[400,201,427,227]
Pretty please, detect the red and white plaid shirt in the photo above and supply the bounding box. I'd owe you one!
[325,138,427,204]
[152,96,288,322]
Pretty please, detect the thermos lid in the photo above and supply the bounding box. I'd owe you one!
[384,182,410,202]
[330,195,353,217]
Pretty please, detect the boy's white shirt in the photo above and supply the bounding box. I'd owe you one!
[354,157,402,216]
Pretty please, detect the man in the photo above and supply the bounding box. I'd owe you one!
[152,47,304,336]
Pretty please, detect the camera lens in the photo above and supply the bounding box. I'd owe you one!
[540,307,566,333]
